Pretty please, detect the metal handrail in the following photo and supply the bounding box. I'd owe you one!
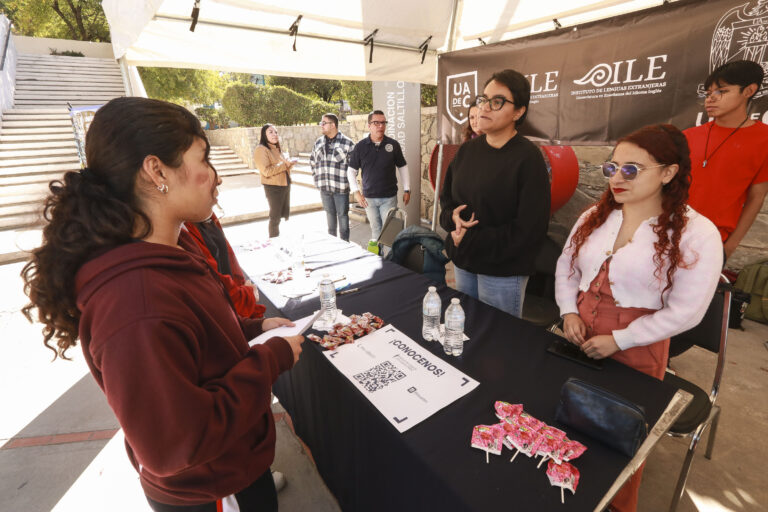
[0,19,11,71]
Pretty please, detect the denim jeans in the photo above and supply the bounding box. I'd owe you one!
[453,265,529,318]
[320,190,350,241]
[364,195,397,240]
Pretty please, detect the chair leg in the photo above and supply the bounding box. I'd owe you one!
[705,406,721,460]
[669,427,704,512]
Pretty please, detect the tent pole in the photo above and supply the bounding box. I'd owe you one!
[431,142,444,232]
[447,0,461,52]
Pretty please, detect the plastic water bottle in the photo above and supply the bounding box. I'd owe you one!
[422,286,441,341]
[318,274,337,325]
[444,298,465,356]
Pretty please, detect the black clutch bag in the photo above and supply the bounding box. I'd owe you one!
[555,378,648,457]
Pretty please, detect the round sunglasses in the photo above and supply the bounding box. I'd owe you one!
[602,161,666,180]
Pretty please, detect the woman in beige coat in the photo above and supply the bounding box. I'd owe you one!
[254,124,295,237]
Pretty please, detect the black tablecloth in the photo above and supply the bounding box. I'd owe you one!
[262,250,678,512]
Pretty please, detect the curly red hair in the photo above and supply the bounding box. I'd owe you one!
[568,124,692,300]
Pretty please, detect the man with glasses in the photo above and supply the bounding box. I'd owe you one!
[684,60,768,261]
[347,110,410,240]
[310,113,355,241]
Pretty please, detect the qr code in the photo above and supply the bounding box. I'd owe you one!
[353,361,406,393]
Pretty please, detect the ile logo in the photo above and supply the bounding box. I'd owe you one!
[445,71,478,124]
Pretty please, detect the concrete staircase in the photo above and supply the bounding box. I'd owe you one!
[210,146,249,177]
[291,152,316,189]
[0,53,127,231]
[14,53,126,107]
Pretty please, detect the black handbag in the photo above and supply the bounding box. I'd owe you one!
[555,378,648,457]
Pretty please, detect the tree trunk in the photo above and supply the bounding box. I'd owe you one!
[51,0,81,40]
[64,0,88,40]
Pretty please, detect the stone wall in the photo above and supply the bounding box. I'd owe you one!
[420,107,438,222]
[205,127,260,168]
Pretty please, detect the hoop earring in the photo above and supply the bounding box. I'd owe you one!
[157,184,169,194]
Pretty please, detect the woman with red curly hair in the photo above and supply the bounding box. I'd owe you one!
[554,124,722,511]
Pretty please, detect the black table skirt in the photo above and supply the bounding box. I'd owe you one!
[264,253,678,512]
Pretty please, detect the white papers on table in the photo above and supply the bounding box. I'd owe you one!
[249,311,321,346]
[324,325,480,433]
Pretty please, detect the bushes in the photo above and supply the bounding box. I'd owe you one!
[222,83,337,126]
[195,107,230,130]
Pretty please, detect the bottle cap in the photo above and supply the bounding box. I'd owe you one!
[451,298,460,304]
[428,286,436,292]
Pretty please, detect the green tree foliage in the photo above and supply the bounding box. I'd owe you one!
[266,76,342,103]
[341,80,372,112]
[222,83,337,127]
[195,107,230,130]
[138,67,227,106]
[340,81,437,112]
[1,0,110,41]
[421,84,437,107]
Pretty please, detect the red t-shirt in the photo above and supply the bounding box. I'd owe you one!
[685,121,768,241]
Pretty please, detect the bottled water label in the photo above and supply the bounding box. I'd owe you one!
[422,287,442,342]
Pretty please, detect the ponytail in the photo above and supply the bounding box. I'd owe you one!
[22,97,208,358]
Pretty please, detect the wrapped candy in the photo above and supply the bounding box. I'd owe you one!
[533,426,567,468]
[308,311,384,349]
[471,424,505,463]
[505,424,538,462]
[494,401,523,421]
[551,438,587,464]
[546,460,580,503]
[516,412,545,433]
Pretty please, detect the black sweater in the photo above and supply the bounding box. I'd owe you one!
[439,134,550,276]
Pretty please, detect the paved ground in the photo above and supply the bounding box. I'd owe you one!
[1,178,767,511]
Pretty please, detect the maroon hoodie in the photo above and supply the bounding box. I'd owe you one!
[75,231,294,506]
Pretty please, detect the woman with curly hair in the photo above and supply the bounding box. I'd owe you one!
[22,97,303,511]
[554,124,722,512]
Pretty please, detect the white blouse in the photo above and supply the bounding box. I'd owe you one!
[555,206,723,350]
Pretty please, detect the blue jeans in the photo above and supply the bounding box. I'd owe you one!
[364,196,397,240]
[320,190,350,241]
[453,265,529,318]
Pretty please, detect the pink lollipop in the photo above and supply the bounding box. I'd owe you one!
[533,426,567,468]
[505,424,537,462]
[546,460,580,503]
[471,424,505,463]
[517,411,545,433]
[552,438,588,464]
[494,401,523,420]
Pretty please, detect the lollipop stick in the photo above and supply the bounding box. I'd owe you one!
[485,447,489,464]
[537,455,548,468]
[561,487,564,504]
[510,449,519,462]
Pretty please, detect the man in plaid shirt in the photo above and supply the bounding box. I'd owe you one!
[310,113,356,241]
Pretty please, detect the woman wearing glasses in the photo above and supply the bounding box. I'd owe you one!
[440,69,550,317]
[554,124,722,512]
[254,124,296,238]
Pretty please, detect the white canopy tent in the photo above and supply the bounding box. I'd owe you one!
[102,0,675,84]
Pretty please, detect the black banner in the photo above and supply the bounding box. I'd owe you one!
[438,0,768,144]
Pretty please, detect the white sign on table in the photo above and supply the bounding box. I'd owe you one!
[324,325,479,433]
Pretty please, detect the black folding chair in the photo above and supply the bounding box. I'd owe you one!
[663,277,731,512]
[377,207,406,257]
[521,236,563,329]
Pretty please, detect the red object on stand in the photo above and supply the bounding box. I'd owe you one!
[428,142,580,214]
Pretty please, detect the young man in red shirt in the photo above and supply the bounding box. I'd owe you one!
[685,60,768,261]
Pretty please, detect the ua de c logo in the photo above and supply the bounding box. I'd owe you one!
[446,71,478,124]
